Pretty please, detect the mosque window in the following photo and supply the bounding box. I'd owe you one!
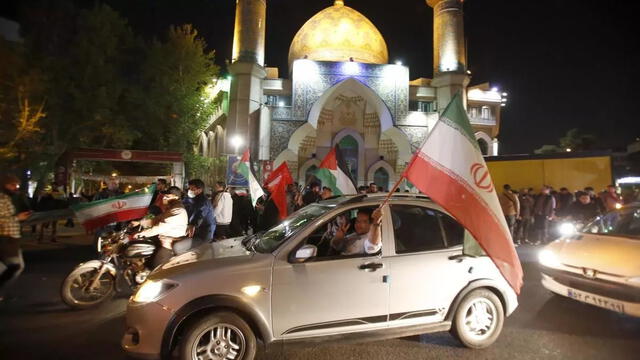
[409,101,434,112]
[481,106,490,119]
[469,107,478,118]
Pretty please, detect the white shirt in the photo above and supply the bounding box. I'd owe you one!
[335,232,382,256]
[214,192,233,225]
[138,207,188,240]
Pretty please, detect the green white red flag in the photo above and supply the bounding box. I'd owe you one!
[315,145,357,195]
[265,162,294,220]
[402,93,523,294]
[237,149,265,207]
[71,184,156,232]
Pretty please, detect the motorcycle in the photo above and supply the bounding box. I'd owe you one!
[60,225,157,309]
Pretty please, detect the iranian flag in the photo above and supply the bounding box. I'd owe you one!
[403,93,523,294]
[237,149,265,207]
[72,184,155,232]
[315,145,357,195]
[265,162,294,220]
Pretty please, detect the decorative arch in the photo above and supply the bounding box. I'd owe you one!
[367,159,395,191]
[382,127,413,163]
[307,77,394,131]
[287,123,316,152]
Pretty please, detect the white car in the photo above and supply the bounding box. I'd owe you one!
[539,205,640,316]
[122,194,518,359]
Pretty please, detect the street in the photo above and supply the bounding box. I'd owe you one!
[1,234,639,360]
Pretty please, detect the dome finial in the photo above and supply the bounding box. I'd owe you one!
[334,0,344,6]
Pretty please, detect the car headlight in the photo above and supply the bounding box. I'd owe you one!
[558,222,576,236]
[538,249,562,268]
[132,280,178,303]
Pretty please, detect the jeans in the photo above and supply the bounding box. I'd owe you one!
[0,237,25,296]
[517,217,533,242]
[505,215,517,241]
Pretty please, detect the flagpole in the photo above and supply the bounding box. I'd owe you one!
[378,174,405,209]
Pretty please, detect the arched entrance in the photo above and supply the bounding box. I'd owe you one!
[338,135,358,181]
[373,167,389,191]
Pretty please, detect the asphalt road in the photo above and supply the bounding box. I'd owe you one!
[1,241,639,360]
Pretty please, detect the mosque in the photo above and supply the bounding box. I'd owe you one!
[200,0,506,190]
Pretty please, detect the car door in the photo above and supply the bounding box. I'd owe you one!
[386,204,472,325]
[270,205,391,339]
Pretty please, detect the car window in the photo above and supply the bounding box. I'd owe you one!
[301,206,379,260]
[254,204,332,253]
[584,207,640,238]
[440,214,464,247]
[390,205,446,254]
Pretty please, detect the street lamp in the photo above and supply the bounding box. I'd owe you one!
[230,135,244,154]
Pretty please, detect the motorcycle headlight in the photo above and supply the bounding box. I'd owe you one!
[132,280,178,303]
[538,249,562,268]
[558,222,576,236]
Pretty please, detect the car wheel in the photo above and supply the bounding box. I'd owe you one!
[179,311,256,360]
[450,289,504,349]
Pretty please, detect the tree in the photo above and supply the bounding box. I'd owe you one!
[559,128,597,152]
[0,38,46,169]
[133,24,220,176]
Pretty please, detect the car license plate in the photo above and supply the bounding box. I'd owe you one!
[567,288,625,313]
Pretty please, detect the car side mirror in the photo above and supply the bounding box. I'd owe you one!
[292,244,317,263]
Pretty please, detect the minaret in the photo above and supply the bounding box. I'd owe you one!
[427,0,470,111]
[227,0,267,156]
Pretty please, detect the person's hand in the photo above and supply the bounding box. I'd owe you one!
[372,208,383,225]
[186,225,195,238]
[334,222,350,241]
[130,220,140,226]
[17,211,32,221]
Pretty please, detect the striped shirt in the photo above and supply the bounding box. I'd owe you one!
[0,192,21,238]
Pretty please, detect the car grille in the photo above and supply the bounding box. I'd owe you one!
[541,266,640,303]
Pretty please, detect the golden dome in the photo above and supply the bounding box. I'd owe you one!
[288,1,388,68]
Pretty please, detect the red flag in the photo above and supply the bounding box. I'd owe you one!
[403,94,523,294]
[265,162,294,220]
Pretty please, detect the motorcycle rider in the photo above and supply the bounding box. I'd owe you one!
[136,186,188,267]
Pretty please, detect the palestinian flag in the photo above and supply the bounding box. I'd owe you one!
[265,162,294,220]
[71,184,155,232]
[403,93,523,294]
[315,145,357,195]
[237,149,265,207]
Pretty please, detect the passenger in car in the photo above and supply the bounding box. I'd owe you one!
[330,208,383,255]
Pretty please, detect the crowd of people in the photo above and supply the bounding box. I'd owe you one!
[499,184,628,246]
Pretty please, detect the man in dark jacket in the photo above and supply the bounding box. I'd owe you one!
[302,182,321,206]
[566,191,600,223]
[183,179,216,246]
[229,189,254,237]
[555,187,574,217]
[533,185,556,244]
[517,188,535,244]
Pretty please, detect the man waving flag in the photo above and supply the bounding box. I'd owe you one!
[237,149,265,207]
[402,93,523,294]
[316,145,357,195]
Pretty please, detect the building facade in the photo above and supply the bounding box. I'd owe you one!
[201,0,506,190]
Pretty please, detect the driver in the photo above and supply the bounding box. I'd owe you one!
[330,208,383,255]
[136,186,188,267]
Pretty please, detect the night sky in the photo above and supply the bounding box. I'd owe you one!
[2,0,640,154]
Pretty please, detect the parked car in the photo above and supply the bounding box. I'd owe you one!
[539,204,640,317]
[122,194,518,360]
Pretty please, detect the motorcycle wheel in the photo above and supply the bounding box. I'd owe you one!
[61,264,116,309]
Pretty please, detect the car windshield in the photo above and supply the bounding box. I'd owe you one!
[583,207,640,237]
[253,204,334,253]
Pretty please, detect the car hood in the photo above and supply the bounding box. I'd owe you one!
[548,234,640,277]
[160,236,252,270]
